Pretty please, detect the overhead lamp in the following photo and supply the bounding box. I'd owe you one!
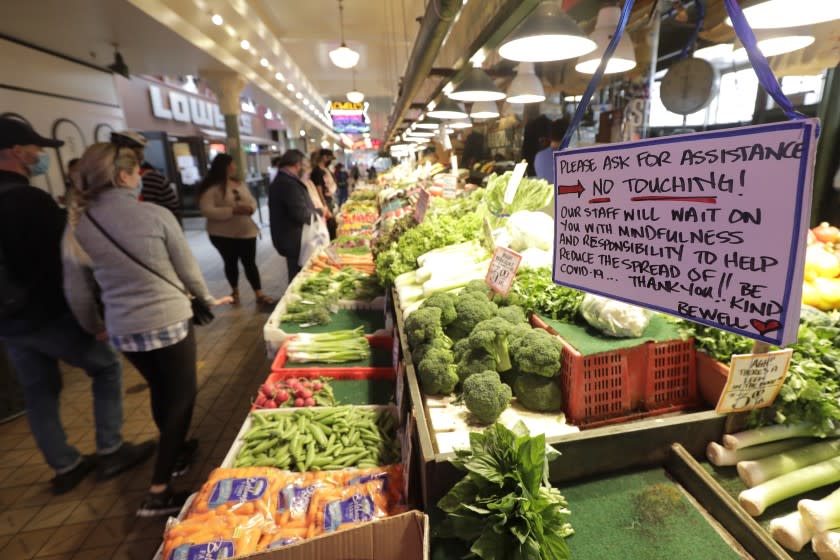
[107,44,130,79]
[498,0,596,62]
[295,92,303,100]
[405,131,435,137]
[346,70,364,103]
[449,119,472,129]
[470,100,500,119]
[733,26,815,58]
[211,14,223,26]
[575,6,637,74]
[506,62,545,103]
[415,118,442,129]
[275,72,285,81]
[240,39,250,50]
[287,83,295,92]
[260,58,269,67]
[447,61,505,102]
[725,0,840,29]
[300,130,306,137]
[426,98,468,119]
[328,0,360,69]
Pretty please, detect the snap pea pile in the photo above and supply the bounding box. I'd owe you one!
[234,406,400,472]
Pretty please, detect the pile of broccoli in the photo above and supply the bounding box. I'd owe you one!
[405,279,567,422]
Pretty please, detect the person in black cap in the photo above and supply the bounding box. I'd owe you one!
[111,130,181,221]
[0,117,155,495]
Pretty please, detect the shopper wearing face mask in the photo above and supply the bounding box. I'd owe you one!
[0,118,155,496]
[62,142,233,516]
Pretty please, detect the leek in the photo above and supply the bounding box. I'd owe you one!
[813,530,840,560]
[800,488,840,533]
[403,298,426,319]
[739,456,840,516]
[287,327,370,363]
[706,439,812,467]
[394,270,419,289]
[770,511,813,552]
[738,440,840,487]
[422,260,491,297]
[398,284,425,305]
[723,423,828,450]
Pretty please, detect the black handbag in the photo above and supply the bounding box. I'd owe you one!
[85,211,214,326]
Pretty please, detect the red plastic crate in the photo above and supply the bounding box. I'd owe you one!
[531,315,699,428]
[271,335,393,375]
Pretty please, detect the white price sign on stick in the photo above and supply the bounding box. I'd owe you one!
[414,188,430,223]
[485,247,522,296]
[715,348,793,413]
[451,155,459,176]
[503,160,528,205]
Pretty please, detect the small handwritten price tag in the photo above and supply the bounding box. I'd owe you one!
[414,188,430,223]
[441,174,458,199]
[485,247,522,296]
[503,160,528,205]
[716,348,793,413]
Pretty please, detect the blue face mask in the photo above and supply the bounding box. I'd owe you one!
[27,152,51,177]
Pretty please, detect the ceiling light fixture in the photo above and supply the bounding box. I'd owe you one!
[564,94,583,102]
[725,0,840,29]
[329,0,360,69]
[575,6,637,74]
[275,72,285,81]
[426,98,468,119]
[211,14,223,26]
[449,119,473,129]
[469,100,500,119]
[498,0,596,62]
[448,60,506,102]
[287,83,295,92]
[260,58,269,67]
[733,26,815,58]
[296,92,303,99]
[506,62,546,103]
[346,70,364,103]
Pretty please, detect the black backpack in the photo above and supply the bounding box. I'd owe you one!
[0,184,30,319]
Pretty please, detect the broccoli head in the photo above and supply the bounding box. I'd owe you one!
[412,337,452,366]
[405,307,444,348]
[420,292,458,326]
[417,347,459,395]
[510,329,563,378]
[461,280,492,297]
[456,349,498,383]
[448,292,498,340]
[492,290,524,308]
[513,374,564,412]
[497,305,527,325]
[467,317,515,372]
[451,337,472,363]
[508,322,535,345]
[462,370,512,424]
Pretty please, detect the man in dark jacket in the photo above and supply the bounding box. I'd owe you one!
[268,149,321,282]
[0,117,154,495]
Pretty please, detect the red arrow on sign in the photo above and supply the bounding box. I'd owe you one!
[557,181,585,197]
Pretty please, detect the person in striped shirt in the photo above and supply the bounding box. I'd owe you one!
[111,131,180,222]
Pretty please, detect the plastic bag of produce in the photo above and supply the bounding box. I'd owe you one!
[307,480,391,538]
[519,248,553,270]
[343,464,406,508]
[257,526,309,551]
[162,512,265,560]
[276,471,343,527]
[506,211,555,252]
[579,294,652,338]
[191,467,286,519]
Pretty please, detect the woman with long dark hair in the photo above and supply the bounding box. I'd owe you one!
[198,154,274,306]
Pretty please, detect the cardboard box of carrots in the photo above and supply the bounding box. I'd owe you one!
[160,464,418,560]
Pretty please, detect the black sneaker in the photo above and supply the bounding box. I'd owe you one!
[171,438,199,478]
[51,456,97,495]
[136,487,191,517]
[97,440,156,481]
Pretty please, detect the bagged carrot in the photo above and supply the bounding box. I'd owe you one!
[258,526,309,551]
[276,471,342,527]
[191,467,285,518]
[307,480,390,538]
[162,513,264,560]
[343,465,405,510]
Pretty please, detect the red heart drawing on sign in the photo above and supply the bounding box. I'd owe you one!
[750,319,781,336]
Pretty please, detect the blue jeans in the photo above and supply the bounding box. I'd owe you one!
[3,313,123,473]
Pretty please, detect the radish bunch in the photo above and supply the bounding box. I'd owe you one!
[253,376,336,409]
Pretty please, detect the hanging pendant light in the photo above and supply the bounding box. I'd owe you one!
[448,60,506,102]
[506,62,546,103]
[448,119,473,129]
[498,0,596,62]
[415,117,444,129]
[732,25,815,58]
[575,6,637,74]
[426,98,468,119]
[329,0,360,69]
[470,100,500,119]
[346,70,364,103]
[725,0,840,29]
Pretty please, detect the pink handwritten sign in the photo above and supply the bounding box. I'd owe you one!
[552,120,819,346]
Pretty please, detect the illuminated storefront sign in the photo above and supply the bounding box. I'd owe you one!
[328,100,370,134]
[149,85,253,134]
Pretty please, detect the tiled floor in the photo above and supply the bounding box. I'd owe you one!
[0,220,288,559]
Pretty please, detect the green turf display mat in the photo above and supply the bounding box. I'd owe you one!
[331,379,395,406]
[280,308,385,335]
[703,462,821,560]
[544,314,684,356]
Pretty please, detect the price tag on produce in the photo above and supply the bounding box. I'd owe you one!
[503,160,528,205]
[485,247,522,296]
[441,174,458,199]
[715,348,793,413]
[414,188,430,223]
